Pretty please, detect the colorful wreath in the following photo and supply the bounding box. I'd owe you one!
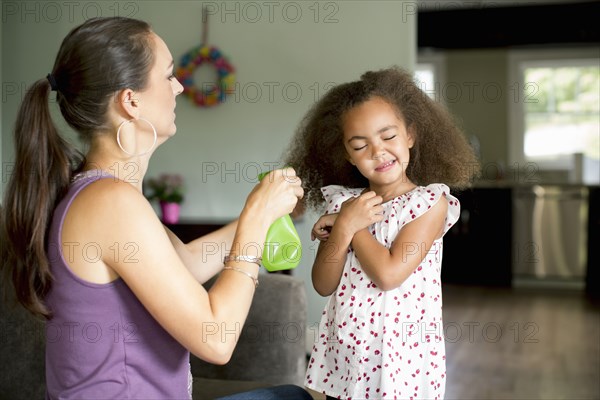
[176,45,236,107]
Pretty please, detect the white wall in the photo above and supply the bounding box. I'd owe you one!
[1,0,415,341]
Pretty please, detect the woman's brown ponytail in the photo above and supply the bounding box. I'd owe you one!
[1,79,83,318]
[1,17,154,319]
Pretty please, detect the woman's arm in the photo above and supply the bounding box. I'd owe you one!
[164,220,238,284]
[77,169,302,365]
[311,192,383,296]
[351,197,448,291]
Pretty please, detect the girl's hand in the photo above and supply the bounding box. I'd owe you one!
[311,213,338,241]
[337,191,384,236]
[245,167,304,226]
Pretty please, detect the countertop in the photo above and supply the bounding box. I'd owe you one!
[471,179,600,189]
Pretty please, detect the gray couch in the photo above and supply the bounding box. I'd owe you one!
[0,273,308,399]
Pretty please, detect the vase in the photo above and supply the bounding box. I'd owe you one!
[160,201,181,224]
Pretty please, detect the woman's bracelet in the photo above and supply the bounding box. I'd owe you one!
[223,255,262,267]
[222,266,259,288]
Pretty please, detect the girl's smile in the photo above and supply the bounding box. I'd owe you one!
[375,159,397,172]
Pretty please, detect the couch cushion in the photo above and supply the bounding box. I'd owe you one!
[0,296,46,400]
[191,273,308,386]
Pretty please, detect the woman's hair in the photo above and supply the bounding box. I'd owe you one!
[0,17,155,318]
[284,66,480,211]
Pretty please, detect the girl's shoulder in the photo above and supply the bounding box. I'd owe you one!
[320,185,364,214]
[390,183,460,235]
[399,183,455,205]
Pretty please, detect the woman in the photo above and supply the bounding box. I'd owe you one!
[0,17,309,399]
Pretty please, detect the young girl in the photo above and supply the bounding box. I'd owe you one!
[285,67,479,399]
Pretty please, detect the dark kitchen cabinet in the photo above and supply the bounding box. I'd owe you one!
[586,186,600,300]
[442,187,513,287]
[165,220,227,244]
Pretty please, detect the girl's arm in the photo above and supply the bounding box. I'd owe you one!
[311,224,353,296]
[164,220,238,284]
[312,192,383,296]
[351,197,448,291]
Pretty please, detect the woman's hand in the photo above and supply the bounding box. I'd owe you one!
[311,213,338,241]
[244,168,304,227]
[336,191,384,236]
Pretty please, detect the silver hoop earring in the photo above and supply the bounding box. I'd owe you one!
[116,117,157,157]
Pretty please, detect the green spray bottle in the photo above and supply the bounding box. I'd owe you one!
[258,171,302,271]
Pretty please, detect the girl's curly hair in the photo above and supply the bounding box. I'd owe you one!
[283,66,480,211]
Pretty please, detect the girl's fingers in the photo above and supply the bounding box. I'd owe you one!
[367,195,383,207]
[357,192,383,207]
[311,229,330,242]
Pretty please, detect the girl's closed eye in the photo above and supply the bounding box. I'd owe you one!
[168,73,176,80]
[353,135,395,150]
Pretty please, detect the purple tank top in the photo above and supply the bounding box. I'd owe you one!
[45,170,191,399]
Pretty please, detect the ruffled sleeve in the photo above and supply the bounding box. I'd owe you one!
[396,184,460,236]
[320,185,364,215]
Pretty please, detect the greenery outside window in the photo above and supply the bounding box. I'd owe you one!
[509,49,599,176]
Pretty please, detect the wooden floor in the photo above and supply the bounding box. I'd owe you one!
[442,284,599,400]
[307,285,600,400]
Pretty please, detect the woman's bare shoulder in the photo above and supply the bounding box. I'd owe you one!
[64,176,161,245]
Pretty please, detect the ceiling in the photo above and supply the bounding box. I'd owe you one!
[417,0,600,49]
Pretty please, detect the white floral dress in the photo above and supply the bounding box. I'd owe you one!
[305,184,460,400]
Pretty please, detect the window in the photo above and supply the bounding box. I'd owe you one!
[415,62,436,99]
[509,49,599,173]
[416,52,446,102]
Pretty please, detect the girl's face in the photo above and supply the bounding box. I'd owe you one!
[342,96,415,191]
[137,33,184,140]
